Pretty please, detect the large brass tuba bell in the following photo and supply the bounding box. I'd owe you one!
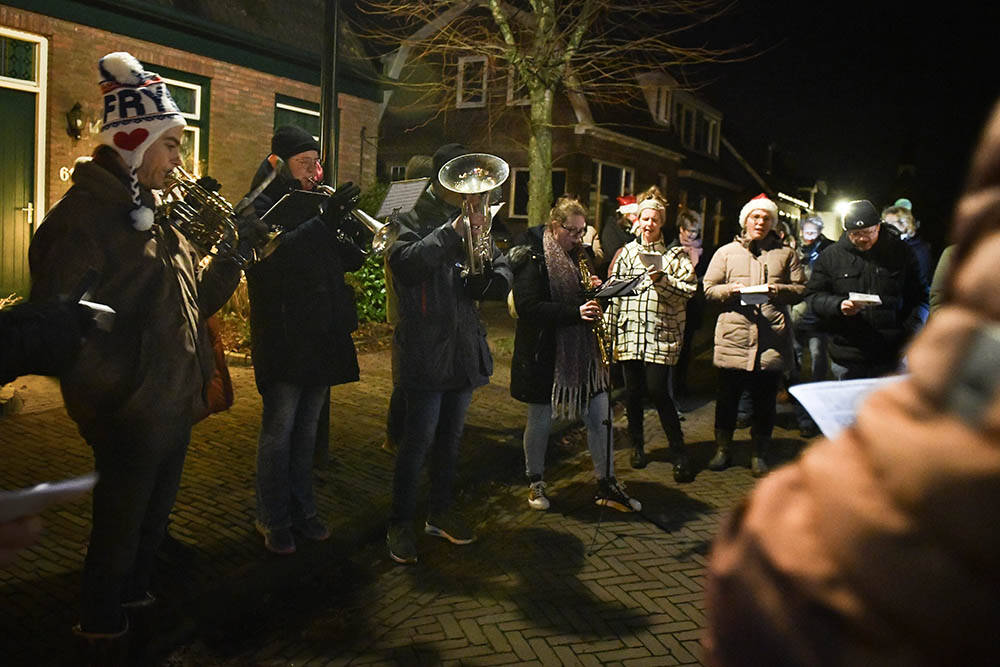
[437,153,509,277]
[157,166,252,267]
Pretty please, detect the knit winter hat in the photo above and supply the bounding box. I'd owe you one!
[636,196,666,217]
[270,125,320,161]
[98,52,185,231]
[433,143,469,181]
[738,193,779,228]
[842,200,880,231]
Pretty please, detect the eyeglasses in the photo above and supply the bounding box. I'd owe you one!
[291,157,319,169]
[847,226,878,239]
[560,224,587,238]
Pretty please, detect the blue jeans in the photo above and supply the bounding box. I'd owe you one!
[390,387,473,523]
[81,420,190,632]
[255,382,328,529]
[523,392,612,482]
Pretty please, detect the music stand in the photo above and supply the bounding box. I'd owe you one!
[375,177,430,220]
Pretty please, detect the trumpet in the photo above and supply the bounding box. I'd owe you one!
[157,165,253,267]
[311,182,399,254]
[437,153,509,277]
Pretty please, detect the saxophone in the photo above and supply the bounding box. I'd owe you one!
[578,250,612,367]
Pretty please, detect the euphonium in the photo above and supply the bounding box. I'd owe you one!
[437,153,509,277]
[578,250,612,367]
[311,182,399,254]
[157,165,251,266]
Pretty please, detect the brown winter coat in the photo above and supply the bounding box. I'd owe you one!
[28,149,240,441]
[703,232,805,372]
[705,100,1000,665]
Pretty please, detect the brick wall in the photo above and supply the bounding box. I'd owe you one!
[0,4,378,210]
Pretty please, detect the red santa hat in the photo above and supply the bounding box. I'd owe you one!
[738,193,779,228]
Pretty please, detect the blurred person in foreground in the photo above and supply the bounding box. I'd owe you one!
[703,194,806,477]
[705,98,1000,667]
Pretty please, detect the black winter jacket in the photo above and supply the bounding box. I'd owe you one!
[508,226,592,404]
[388,186,511,392]
[245,162,366,391]
[806,228,928,369]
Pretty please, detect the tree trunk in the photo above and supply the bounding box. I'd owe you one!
[526,86,554,227]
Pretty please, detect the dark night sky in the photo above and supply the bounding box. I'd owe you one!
[691,0,996,246]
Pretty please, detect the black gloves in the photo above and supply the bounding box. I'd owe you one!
[196,175,222,193]
[320,182,361,231]
[236,207,272,260]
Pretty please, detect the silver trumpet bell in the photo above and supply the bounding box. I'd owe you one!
[437,153,509,277]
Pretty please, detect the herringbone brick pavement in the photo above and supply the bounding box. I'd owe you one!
[0,302,808,665]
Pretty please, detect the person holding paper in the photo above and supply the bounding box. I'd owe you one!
[607,190,698,480]
[27,53,243,648]
[703,194,806,477]
[805,200,927,380]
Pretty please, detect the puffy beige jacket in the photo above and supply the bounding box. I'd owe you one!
[705,99,1000,666]
[703,232,805,372]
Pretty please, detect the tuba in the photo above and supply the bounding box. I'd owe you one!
[437,153,509,277]
[157,165,252,267]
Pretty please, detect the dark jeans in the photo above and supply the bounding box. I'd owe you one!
[390,387,473,524]
[715,369,781,438]
[386,384,406,445]
[622,359,684,445]
[255,382,328,530]
[81,420,191,633]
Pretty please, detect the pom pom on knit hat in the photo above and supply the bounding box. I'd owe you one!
[738,193,779,228]
[98,52,185,230]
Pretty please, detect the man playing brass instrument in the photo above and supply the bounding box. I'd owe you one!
[244,126,366,555]
[508,196,642,514]
[27,52,243,654]
[385,143,512,565]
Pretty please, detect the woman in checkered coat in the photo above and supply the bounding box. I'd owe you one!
[608,190,698,482]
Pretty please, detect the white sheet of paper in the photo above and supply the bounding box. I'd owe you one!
[739,284,770,305]
[0,472,98,523]
[638,252,665,272]
[789,375,906,440]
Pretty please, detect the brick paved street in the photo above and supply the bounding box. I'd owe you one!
[0,302,808,666]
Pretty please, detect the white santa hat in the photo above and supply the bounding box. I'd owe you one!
[98,52,185,231]
[738,193,779,228]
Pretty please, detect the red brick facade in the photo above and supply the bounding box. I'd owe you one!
[0,4,378,210]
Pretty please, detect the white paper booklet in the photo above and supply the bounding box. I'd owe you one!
[789,375,906,440]
[638,252,665,272]
[848,292,882,306]
[739,284,770,305]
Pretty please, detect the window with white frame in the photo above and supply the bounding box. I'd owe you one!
[274,94,320,140]
[672,95,721,157]
[591,161,635,225]
[157,67,210,176]
[456,55,487,108]
[509,168,567,219]
[389,164,407,181]
[654,86,670,124]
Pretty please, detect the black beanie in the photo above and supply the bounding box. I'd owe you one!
[432,143,469,181]
[271,125,320,160]
[842,200,879,231]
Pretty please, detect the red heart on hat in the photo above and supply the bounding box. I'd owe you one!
[113,128,149,151]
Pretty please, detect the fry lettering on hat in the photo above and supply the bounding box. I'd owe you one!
[113,128,149,152]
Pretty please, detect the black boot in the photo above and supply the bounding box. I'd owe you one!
[750,436,770,478]
[73,620,129,667]
[708,429,733,471]
[669,442,695,483]
[629,430,647,469]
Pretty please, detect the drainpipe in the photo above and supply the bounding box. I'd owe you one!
[320,0,339,184]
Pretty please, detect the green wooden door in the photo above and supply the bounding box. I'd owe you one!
[0,86,36,299]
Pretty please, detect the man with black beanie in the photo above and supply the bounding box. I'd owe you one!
[806,199,928,379]
[244,125,366,555]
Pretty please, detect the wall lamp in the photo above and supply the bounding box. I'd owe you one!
[66,102,83,140]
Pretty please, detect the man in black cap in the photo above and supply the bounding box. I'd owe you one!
[385,143,512,564]
[805,200,928,379]
[244,125,365,555]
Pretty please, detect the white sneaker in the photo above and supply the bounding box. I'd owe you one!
[528,480,550,511]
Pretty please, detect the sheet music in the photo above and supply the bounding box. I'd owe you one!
[789,375,906,439]
[376,177,430,219]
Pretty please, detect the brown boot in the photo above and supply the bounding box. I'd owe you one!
[750,436,771,477]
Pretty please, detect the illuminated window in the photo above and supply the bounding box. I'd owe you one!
[156,66,210,176]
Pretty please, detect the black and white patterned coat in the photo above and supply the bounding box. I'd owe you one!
[608,239,697,366]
